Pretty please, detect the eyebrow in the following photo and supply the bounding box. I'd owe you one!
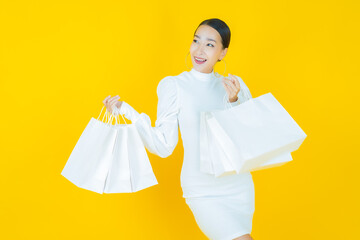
[194,34,216,43]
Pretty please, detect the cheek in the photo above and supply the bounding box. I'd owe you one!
[189,44,196,54]
[207,51,218,62]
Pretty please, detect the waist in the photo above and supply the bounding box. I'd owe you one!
[180,172,253,198]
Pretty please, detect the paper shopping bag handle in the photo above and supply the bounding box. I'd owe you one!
[223,93,233,109]
[97,106,128,125]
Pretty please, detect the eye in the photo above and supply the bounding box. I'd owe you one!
[193,39,214,47]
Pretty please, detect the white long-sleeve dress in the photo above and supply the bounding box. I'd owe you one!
[118,67,255,239]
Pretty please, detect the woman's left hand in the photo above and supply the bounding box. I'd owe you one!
[222,73,241,102]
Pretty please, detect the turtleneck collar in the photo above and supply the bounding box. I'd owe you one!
[189,67,216,81]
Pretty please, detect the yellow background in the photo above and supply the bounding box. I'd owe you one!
[1,0,359,239]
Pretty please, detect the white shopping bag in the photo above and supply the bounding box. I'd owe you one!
[200,111,294,177]
[200,92,307,177]
[103,112,159,193]
[61,106,158,194]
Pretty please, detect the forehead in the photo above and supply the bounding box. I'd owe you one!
[194,25,221,40]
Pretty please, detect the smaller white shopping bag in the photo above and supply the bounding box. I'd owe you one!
[61,106,158,194]
[61,107,118,194]
[200,92,307,177]
[103,109,158,193]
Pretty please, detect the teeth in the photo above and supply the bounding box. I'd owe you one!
[195,57,206,62]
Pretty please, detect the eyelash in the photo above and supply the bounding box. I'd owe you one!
[193,39,214,47]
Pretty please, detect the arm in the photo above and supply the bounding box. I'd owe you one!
[116,76,180,158]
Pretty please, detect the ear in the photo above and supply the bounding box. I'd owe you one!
[219,47,228,60]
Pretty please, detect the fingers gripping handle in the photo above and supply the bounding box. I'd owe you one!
[222,78,252,109]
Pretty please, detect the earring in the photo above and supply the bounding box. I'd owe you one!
[217,58,226,76]
[185,51,192,70]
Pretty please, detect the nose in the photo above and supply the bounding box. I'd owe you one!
[195,45,205,56]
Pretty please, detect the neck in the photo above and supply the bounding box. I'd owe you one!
[190,67,216,81]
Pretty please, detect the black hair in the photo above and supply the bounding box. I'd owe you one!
[194,18,231,50]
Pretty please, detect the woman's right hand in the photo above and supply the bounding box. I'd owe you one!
[103,95,123,113]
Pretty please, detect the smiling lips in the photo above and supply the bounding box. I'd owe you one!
[194,56,207,64]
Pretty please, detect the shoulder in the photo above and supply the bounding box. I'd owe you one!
[156,70,187,92]
[157,75,176,90]
[156,75,179,99]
